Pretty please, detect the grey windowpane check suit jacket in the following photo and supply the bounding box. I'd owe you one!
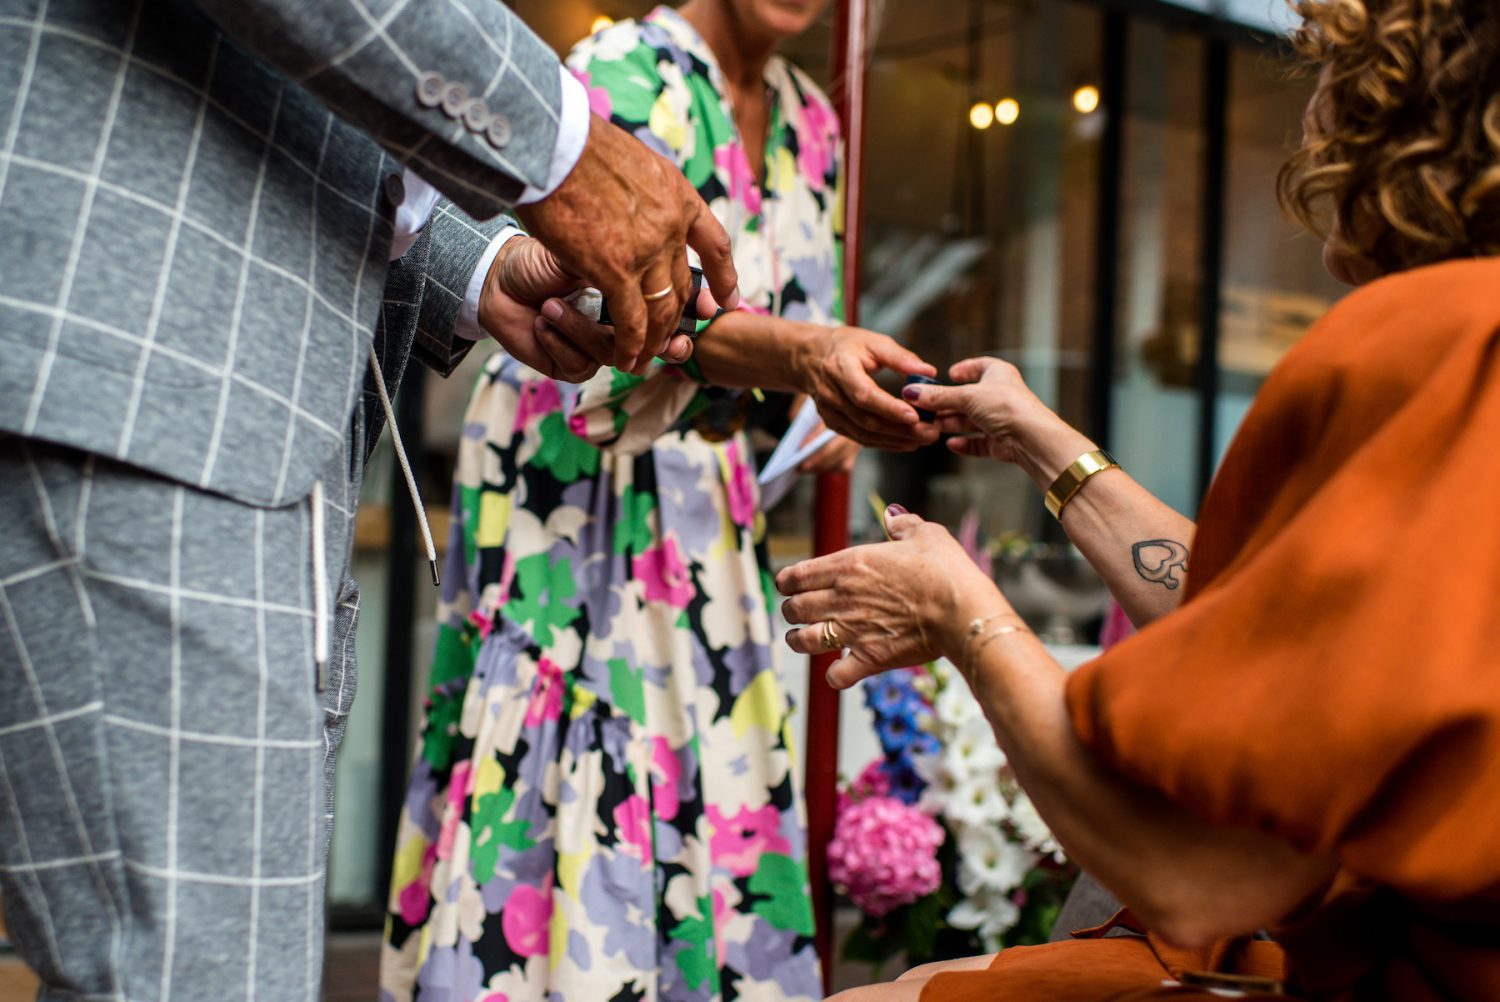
[0,0,559,506]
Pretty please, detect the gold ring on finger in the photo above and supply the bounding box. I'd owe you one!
[643,285,674,302]
[821,620,844,651]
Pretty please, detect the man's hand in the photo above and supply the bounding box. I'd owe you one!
[478,236,603,382]
[516,114,740,375]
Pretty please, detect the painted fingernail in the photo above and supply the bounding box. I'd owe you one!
[541,299,563,321]
[901,385,922,401]
[886,503,908,517]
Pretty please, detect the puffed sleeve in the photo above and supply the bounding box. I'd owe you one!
[1065,261,1500,905]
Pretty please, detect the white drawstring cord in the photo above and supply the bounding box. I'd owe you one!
[311,478,330,688]
[368,350,440,587]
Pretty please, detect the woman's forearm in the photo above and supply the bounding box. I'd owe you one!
[949,608,1334,945]
[1056,472,1196,629]
[1007,412,1196,628]
[689,311,822,393]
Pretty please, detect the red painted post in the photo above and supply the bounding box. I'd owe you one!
[807,0,869,988]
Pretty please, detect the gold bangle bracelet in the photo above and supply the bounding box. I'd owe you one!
[1044,449,1119,520]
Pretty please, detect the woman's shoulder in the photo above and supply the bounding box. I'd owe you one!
[567,18,660,74]
[1289,257,1500,380]
[566,12,704,80]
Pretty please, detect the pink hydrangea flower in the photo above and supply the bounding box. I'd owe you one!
[523,658,564,727]
[838,758,892,815]
[707,803,792,877]
[827,796,944,917]
[501,876,553,957]
[633,535,695,608]
[724,440,756,529]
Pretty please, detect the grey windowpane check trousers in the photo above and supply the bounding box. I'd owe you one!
[0,433,360,1001]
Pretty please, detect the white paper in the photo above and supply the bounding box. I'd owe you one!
[757,397,834,485]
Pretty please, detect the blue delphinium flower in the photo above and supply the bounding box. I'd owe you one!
[862,670,935,805]
[884,759,926,805]
[876,713,914,754]
[908,729,941,759]
[867,676,912,718]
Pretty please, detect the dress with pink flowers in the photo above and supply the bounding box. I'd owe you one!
[380,9,841,1001]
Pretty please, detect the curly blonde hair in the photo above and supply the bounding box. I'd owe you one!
[1277,0,1500,274]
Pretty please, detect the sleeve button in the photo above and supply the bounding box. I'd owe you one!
[486,113,513,149]
[383,172,406,205]
[441,81,469,118]
[415,71,445,108]
[462,97,490,132]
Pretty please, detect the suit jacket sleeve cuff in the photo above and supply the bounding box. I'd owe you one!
[515,68,590,206]
[456,225,526,341]
[410,200,514,376]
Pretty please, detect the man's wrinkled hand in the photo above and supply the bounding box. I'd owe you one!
[516,114,740,375]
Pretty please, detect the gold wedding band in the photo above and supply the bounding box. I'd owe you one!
[643,285,674,302]
[821,621,844,652]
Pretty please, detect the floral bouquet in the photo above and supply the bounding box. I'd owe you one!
[829,664,1077,970]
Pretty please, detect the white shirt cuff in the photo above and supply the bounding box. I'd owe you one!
[515,67,590,206]
[388,168,442,261]
[457,225,526,341]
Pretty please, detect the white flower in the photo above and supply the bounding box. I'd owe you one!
[1009,789,1062,859]
[934,677,983,727]
[947,887,1019,935]
[929,658,960,690]
[912,750,957,815]
[956,824,1038,897]
[940,717,1006,785]
[945,773,1010,830]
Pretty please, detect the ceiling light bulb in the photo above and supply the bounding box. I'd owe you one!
[969,101,995,130]
[995,98,1020,126]
[1073,85,1101,114]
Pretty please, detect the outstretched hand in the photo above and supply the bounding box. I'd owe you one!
[899,356,1097,481]
[517,114,740,375]
[776,506,1005,689]
[803,328,941,451]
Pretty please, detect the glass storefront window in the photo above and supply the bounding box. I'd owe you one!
[1216,44,1346,463]
[1110,21,1206,520]
[857,0,1103,547]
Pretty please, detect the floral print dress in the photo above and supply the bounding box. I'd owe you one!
[380,9,843,1001]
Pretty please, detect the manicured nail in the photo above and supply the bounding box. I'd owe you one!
[901,385,922,401]
[825,669,840,688]
[541,299,564,321]
[886,503,907,518]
